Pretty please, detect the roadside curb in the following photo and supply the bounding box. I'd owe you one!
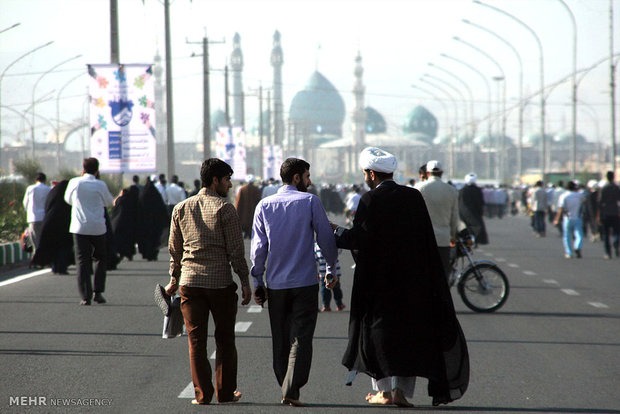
[0,242,30,267]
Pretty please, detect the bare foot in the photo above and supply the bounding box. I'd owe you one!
[392,388,413,407]
[365,391,392,405]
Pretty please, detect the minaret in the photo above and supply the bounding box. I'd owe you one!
[153,51,167,172]
[271,31,284,146]
[352,51,366,151]
[231,33,244,128]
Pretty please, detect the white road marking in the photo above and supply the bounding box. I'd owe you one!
[561,289,580,296]
[588,302,609,309]
[210,351,216,360]
[247,305,263,313]
[508,263,519,268]
[523,271,537,276]
[543,279,559,285]
[495,257,506,262]
[0,268,51,287]
[483,252,493,257]
[235,321,252,332]
[179,382,194,398]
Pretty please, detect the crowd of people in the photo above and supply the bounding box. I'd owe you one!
[20,148,619,408]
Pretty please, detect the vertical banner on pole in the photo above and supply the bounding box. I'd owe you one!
[215,126,247,180]
[262,145,282,180]
[88,64,156,173]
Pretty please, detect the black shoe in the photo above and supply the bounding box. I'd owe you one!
[80,300,91,306]
[575,249,582,258]
[93,293,106,304]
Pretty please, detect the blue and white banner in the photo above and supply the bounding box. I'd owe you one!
[215,126,247,180]
[262,145,282,180]
[88,64,156,173]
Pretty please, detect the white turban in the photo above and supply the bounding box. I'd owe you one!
[464,173,477,185]
[359,147,397,173]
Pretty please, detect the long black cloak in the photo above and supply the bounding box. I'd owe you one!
[458,184,488,245]
[32,180,73,267]
[137,180,169,261]
[111,185,140,260]
[336,180,469,405]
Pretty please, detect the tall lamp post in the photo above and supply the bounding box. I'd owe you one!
[56,73,84,172]
[557,0,578,178]
[453,36,506,182]
[419,77,459,176]
[428,62,477,172]
[31,54,81,159]
[462,19,524,178]
[0,40,54,168]
[474,0,546,178]
[0,22,20,34]
[440,53,493,166]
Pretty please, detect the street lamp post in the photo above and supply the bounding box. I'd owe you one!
[474,0,546,178]
[557,0,578,178]
[453,36,506,182]
[0,22,20,34]
[428,62,477,172]
[440,53,493,170]
[56,73,84,172]
[419,77,459,176]
[31,54,82,159]
[0,40,54,169]
[462,19,524,179]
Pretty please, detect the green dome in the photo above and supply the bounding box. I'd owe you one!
[365,106,386,134]
[289,71,345,136]
[403,105,437,138]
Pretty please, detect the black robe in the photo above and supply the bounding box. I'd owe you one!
[32,180,73,269]
[336,180,469,405]
[111,185,140,260]
[137,180,169,261]
[459,184,488,245]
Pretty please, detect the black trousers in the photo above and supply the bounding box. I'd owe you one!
[267,284,318,400]
[73,234,107,301]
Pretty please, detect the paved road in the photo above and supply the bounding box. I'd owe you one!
[0,213,618,413]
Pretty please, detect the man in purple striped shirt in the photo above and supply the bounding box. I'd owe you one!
[251,158,338,407]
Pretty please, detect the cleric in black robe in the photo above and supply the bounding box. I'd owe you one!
[137,178,169,261]
[32,180,73,274]
[333,147,469,407]
[459,173,489,245]
[110,185,140,261]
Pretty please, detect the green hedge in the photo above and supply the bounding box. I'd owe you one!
[0,181,27,244]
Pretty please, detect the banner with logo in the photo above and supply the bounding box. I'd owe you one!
[88,64,156,173]
[262,145,282,180]
[215,126,247,180]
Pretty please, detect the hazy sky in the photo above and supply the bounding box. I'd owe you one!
[1,0,619,149]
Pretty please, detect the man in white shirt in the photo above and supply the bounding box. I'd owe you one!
[165,174,186,214]
[154,173,168,204]
[553,181,586,259]
[415,160,460,280]
[64,158,114,306]
[22,172,51,252]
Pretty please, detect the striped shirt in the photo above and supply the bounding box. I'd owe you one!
[314,243,342,277]
[168,187,249,289]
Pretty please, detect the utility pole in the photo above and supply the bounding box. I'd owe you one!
[110,0,120,64]
[187,34,224,160]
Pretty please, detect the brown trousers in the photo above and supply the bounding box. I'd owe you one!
[179,283,239,404]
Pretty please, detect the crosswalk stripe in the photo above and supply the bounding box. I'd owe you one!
[178,382,194,398]
[235,321,252,332]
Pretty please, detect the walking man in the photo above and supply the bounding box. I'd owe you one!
[250,158,338,406]
[553,181,585,259]
[597,171,620,259]
[22,172,51,252]
[332,147,469,407]
[164,158,251,405]
[64,158,114,305]
[415,160,460,280]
